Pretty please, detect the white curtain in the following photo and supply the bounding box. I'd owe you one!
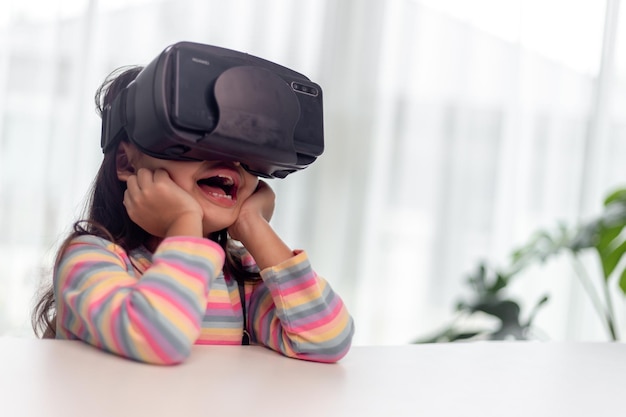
[1,0,624,344]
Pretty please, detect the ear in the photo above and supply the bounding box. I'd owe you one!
[116,142,137,181]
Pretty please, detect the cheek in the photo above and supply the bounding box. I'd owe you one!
[241,177,259,199]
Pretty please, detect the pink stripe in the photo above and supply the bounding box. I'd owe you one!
[273,276,317,296]
[108,304,125,355]
[62,262,89,288]
[195,339,240,346]
[255,296,279,348]
[270,320,282,350]
[83,288,115,346]
[126,303,174,364]
[288,299,343,332]
[260,300,284,350]
[140,285,198,324]
[256,296,274,327]
[204,301,238,310]
[152,259,209,288]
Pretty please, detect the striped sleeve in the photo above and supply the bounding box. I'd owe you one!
[248,251,355,363]
[54,234,225,365]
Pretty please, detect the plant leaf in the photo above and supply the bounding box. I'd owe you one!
[488,274,508,294]
[604,188,626,206]
[598,239,626,280]
[596,225,622,252]
[620,268,626,295]
[448,332,483,342]
[569,222,600,251]
[526,295,550,326]
[473,300,521,325]
[590,194,626,279]
[413,327,483,344]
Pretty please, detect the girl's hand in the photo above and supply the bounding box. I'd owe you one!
[124,168,203,238]
[228,181,293,270]
[228,180,275,242]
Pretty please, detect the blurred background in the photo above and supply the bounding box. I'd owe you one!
[1,0,625,345]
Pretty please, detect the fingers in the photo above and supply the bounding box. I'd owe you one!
[135,168,155,190]
[152,168,171,183]
[128,168,171,190]
[125,172,139,194]
[124,169,159,210]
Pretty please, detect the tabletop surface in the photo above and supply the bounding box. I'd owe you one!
[0,338,624,417]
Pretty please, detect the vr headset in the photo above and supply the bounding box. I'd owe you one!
[101,41,324,178]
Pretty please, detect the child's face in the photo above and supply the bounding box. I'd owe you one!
[126,147,260,235]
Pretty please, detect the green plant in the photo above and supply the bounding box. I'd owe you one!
[416,187,626,343]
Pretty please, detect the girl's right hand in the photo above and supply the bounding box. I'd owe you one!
[124,168,204,238]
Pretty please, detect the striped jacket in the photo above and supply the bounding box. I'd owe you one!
[54,235,354,365]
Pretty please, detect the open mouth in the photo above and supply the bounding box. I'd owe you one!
[197,174,238,201]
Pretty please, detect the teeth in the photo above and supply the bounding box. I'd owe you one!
[217,174,234,186]
[208,191,232,200]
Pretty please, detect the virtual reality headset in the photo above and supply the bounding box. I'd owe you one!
[101,41,324,178]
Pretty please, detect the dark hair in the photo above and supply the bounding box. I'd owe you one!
[32,66,257,338]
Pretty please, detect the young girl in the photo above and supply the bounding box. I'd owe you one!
[32,65,354,365]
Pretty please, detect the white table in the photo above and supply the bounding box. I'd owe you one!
[0,338,623,416]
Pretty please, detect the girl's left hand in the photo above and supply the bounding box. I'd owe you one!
[228,180,275,242]
[228,180,294,270]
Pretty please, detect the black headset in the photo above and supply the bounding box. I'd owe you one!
[101,41,324,178]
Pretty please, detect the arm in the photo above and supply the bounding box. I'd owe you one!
[54,234,225,365]
[247,251,355,363]
[229,181,354,362]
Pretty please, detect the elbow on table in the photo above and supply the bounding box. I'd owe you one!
[105,325,198,366]
[293,319,355,363]
[295,340,353,364]
[121,341,193,366]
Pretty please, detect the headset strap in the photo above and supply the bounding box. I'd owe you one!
[100,89,128,153]
[238,279,250,345]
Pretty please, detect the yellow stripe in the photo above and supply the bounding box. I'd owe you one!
[141,290,199,336]
[301,311,351,341]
